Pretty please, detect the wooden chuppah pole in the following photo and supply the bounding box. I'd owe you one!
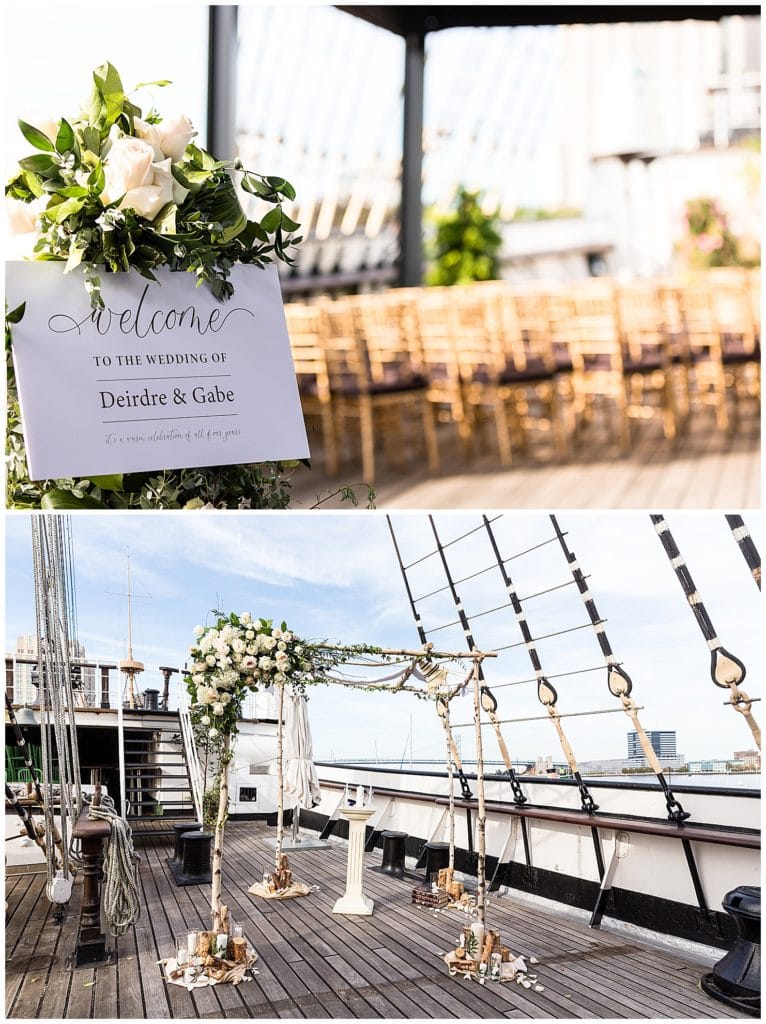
[211,732,230,933]
[275,681,286,869]
[471,658,487,930]
[436,697,456,870]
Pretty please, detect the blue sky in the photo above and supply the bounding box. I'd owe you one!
[5,511,761,765]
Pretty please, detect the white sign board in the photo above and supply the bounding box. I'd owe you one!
[7,262,310,480]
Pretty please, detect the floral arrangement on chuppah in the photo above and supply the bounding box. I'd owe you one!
[6,62,304,511]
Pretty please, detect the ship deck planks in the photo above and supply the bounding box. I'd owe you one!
[287,408,760,509]
[5,821,748,1019]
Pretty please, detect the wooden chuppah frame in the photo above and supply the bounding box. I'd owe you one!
[209,642,496,931]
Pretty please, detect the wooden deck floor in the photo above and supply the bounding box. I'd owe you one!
[5,821,746,1019]
[289,408,760,510]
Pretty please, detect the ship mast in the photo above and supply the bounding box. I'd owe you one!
[118,554,144,708]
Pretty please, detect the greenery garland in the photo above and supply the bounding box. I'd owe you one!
[5,62,304,510]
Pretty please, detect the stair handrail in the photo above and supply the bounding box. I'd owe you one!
[178,699,204,823]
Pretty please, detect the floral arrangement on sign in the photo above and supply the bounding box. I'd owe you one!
[5,62,305,511]
[6,62,300,307]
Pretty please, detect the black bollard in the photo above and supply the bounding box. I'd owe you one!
[701,885,760,1017]
[379,831,407,877]
[423,841,450,881]
[169,822,203,866]
[169,830,213,886]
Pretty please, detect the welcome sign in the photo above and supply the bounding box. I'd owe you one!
[7,262,310,480]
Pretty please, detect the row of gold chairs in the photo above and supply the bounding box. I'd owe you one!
[285,268,760,481]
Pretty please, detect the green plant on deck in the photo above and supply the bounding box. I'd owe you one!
[426,187,503,286]
[202,785,220,832]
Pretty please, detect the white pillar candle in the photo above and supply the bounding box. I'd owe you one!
[215,933,228,956]
[186,932,197,956]
[233,925,243,939]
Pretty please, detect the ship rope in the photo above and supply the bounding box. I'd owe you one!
[481,516,600,815]
[725,514,761,590]
[86,792,140,935]
[651,514,760,750]
[548,514,690,822]
[32,515,84,905]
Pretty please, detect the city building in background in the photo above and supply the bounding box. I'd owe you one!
[8,635,96,706]
[628,729,680,763]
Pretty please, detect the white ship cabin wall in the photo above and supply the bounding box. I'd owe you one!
[310,764,759,924]
[228,688,280,817]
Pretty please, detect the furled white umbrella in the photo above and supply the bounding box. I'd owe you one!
[282,685,321,841]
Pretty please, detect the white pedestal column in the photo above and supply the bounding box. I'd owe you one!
[332,805,375,916]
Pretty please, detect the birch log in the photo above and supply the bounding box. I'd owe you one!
[438,701,456,871]
[471,661,487,929]
[275,682,285,869]
[211,734,230,933]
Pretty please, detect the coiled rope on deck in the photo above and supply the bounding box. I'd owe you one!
[87,793,140,936]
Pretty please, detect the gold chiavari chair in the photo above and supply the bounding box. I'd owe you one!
[613,280,679,440]
[449,288,517,465]
[284,303,338,475]
[557,281,631,452]
[705,268,761,412]
[320,295,439,483]
[411,287,471,449]
[667,279,730,431]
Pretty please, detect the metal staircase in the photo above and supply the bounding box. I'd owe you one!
[122,710,196,835]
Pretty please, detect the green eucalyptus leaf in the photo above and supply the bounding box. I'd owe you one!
[18,153,56,175]
[22,171,44,198]
[55,119,76,154]
[6,303,26,325]
[260,207,282,233]
[18,119,55,152]
[82,126,101,155]
[280,214,300,233]
[48,197,85,223]
[85,474,124,491]
[133,79,172,90]
[41,489,104,510]
[93,61,125,129]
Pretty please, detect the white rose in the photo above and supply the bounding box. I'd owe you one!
[277,641,287,652]
[219,692,231,705]
[258,656,273,671]
[133,117,164,160]
[102,134,185,221]
[200,715,210,726]
[232,639,245,654]
[245,630,254,639]
[212,701,224,716]
[205,654,216,666]
[209,728,219,739]
[295,646,303,655]
[240,612,252,624]
[157,113,196,161]
[272,628,283,640]
[274,673,286,684]
[192,674,204,685]
[242,656,256,670]
[282,632,293,643]
[193,625,204,637]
